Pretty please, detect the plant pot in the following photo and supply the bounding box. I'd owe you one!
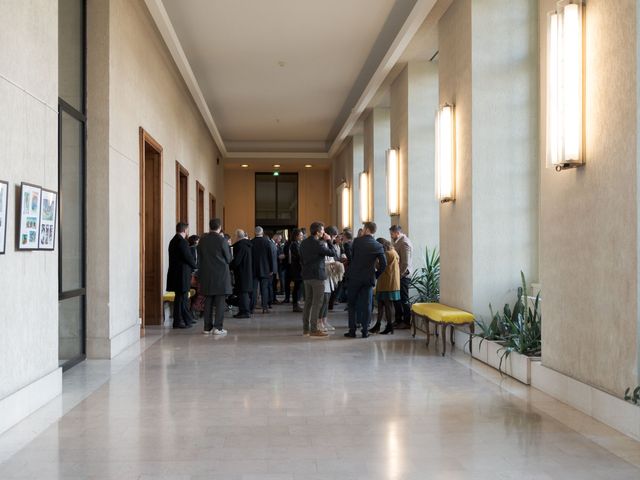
[486,340,505,370]
[471,336,488,363]
[484,340,540,385]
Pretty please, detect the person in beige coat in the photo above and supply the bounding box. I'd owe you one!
[369,238,400,335]
[389,225,413,329]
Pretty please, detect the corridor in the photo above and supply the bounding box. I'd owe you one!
[0,307,639,480]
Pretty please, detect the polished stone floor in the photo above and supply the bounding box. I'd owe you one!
[1,305,640,479]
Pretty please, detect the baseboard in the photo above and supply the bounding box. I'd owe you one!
[531,362,640,441]
[87,322,140,359]
[450,328,640,441]
[0,368,62,435]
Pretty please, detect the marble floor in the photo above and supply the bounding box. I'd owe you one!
[1,305,640,479]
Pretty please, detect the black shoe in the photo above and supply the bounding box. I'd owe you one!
[344,331,356,338]
[233,313,251,319]
[173,323,188,329]
[380,325,394,335]
[362,333,369,338]
[395,322,410,330]
[282,299,290,304]
[369,323,381,334]
[262,308,270,314]
[292,306,303,313]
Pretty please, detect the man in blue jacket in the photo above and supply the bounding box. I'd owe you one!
[344,221,387,338]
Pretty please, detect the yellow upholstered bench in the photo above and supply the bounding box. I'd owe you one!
[162,289,196,323]
[411,303,475,356]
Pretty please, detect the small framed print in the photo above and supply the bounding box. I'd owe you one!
[0,180,8,254]
[38,188,57,250]
[18,182,41,251]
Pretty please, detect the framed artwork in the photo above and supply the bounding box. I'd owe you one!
[0,180,7,254]
[38,188,57,250]
[18,182,41,250]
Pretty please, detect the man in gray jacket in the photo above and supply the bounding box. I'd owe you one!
[198,218,232,335]
[390,225,413,329]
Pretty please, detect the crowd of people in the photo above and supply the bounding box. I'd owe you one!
[166,218,413,338]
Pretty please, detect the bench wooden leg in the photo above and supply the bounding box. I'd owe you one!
[425,318,430,347]
[411,311,416,338]
[450,324,455,346]
[441,324,446,356]
[469,322,474,355]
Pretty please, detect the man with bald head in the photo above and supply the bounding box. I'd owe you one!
[231,229,253,318]
[251,226,275,314]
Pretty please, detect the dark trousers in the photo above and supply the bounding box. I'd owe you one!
[172,290,193,327]
[278,268,287,294]
[376,299,394,327]
[251,277,271,310]
[348,282,373,334]
[394,276,411,324]
[283,269,291,301]
[238,292,251,315]
[291,278,302,305]
[204,295,226,331]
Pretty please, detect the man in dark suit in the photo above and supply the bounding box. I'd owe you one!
[166,222,197,329]
[231,229,253,318]
[344,222,387,338]
[198,218,232,335]
[288,228,304,312]
[251,226,275,314]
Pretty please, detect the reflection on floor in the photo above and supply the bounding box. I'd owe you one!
[1,304,639,479]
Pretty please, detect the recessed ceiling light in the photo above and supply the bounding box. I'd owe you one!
[304,164,313,168]
[241,164,249,168]
[273,164,281,168]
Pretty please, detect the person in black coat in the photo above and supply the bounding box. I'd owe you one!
[344,222,387,338]
[299,222,338,336]
[231,229,253,318]
[288,228,304,312]
[251,226,275,314]
[198,218,232,335]
[166,222,197,329]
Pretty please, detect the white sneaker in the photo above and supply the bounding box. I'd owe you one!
[213,328,227,335]
[325,322,335,331]
[203,329,213,335]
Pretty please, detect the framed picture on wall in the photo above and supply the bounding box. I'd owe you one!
[17,182,41,250]
[0,180,8,254]
[38,188,57,250]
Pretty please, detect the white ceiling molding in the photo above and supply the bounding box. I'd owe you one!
[327,0,437,158]
[225,151,329,160]
[144,0,228,157]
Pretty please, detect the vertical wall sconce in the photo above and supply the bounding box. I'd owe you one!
[359,172,370,223]
[339,182,351,230]
[436,104,455,203]
[546,0,583,171]
[386,148,399,216]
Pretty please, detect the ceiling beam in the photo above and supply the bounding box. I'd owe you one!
[144,0,228,157]
[327,0,437,158]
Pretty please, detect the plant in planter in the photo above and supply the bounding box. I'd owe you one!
[496,272,541,373]
[624,386,640,406]
[409,246,440,303]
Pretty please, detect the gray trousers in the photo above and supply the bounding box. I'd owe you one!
[204,295,226,331]
[302,279,324,333]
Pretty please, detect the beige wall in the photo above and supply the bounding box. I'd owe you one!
[438,0,473,312]
[363,108,391,227]
[331,138,355,229]
[224,167,331,236]
[0,0,61,431]
[539,0,638,396]
[438,0,539,316]
[390,67,409,232]
[87,0,223,357]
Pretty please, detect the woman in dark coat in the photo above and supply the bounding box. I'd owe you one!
[231,230,253,318]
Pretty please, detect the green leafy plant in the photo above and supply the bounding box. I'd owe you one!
[471,272,541,373]
[409,246,440,304]
[624,386,640,406]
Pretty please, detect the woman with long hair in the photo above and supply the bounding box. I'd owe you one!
[370,238,400,335]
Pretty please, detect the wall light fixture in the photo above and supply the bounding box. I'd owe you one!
[340,183,351,230]
[386,149,399,216]
[359,172,369,223]
[547,0,583,171]
[436,104,455,203]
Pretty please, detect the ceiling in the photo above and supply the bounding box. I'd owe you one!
[151,0,441,157]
